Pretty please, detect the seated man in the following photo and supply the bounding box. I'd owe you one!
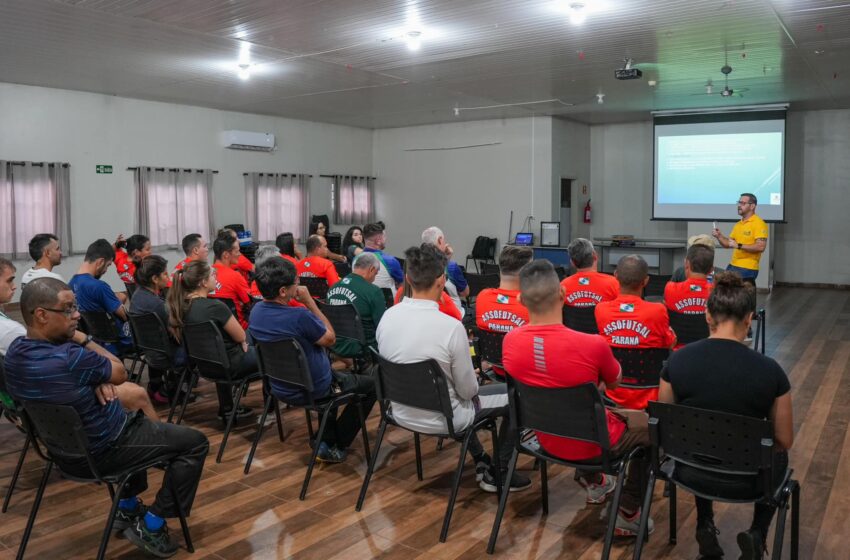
[595,255,676,410]
[561,238,619,307]
[670,234,722,283]
[297,234,340,287]
[1,257,27,411]
[210,233,252,328]
[113,234,152,286]
[362,222,404,290]
[664,244,715,315]
[377,244,530,492]
[326,252,386,359]
[249,257,376,464]
[69,239,134,354]
[503,259,652,535]
[659,272,793,559]
[421,226,469,316]
[20,233,64,288]
[174,233,209,273]
[4,278,208,557]
[218,228,254,282]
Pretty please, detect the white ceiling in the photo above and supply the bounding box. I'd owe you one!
[1,0,849,128]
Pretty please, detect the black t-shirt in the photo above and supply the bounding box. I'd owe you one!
[129,287,169,328]
[662,338,790,419]
[184,298,244,367]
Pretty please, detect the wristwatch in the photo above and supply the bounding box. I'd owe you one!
[737,241,742,250]
[80,334,94,347]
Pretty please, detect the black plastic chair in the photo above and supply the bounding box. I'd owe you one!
[554,266,568,281]
[0,356,31,514]
[610,347,670,390]
[487,379,642,557]
[481,262,501,276]
[79,310,143,382]
[380,288,394,308]
[326,231,342,255]
[633,401,800,560]
[182,320,261,463]
[464,273,500,302]
[245,339,370,500]
[475,330,506,381]
[465,236,497,273]
[333,260,351,278]
[16,402,193,560]
[667,310,710,345]
[644,274,672,299]
[356,352,502,543]
[317,301,367,361]
[299,276,329,300]
[753,308,766,355]
[562,304,599,334]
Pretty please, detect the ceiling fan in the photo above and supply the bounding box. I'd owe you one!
[692,46,749,98]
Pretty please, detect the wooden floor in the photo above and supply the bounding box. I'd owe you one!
[0,286,848,559]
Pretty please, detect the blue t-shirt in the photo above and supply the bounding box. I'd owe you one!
[363,248,404,284]
[4,337,127,454]
[447,261,468,292]
[69,273,133,351]
[248,300,332,402]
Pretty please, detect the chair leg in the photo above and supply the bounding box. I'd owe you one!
[772,488,791,560]
[413,433,424,481]
[3,433,31,513]
[355,399,371,467]
[96,473,131,560]
[633,471,657,560]
[300,406,334,501]
[440,430,473,542]
[791,481,800,560]
[601,464,628,560]
[167,368,189,424]
[273,396,285,442]
[305,409,315,443]
[669,481,677,544]
[488,423,502,497]
[216,381,247,463]
[356,418,388,512]
[16,461,52,560]
[176,372,196,425]
[486,448,519,554]
[244,394,275,474]
[540,460,549,515]
[436,437,444,451]
[166,467,194,552]
[106,483,116,500]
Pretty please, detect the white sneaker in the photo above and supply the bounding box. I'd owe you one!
[614,509,654,537]
[578,473,617,504]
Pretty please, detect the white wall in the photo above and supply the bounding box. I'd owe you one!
[552,117,591,242]
[372,116,554,259]
[0,83,372,298]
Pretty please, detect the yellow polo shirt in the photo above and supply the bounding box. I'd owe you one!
[729,214,768,270]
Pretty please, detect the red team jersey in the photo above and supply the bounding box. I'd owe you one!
[248,281,305,308]
[503,324,626,461]
[297,256,340,286]
[475,288,529,333]
[210,262,251,328]
[114,250,136,284]
[595,295,676,410]
[280,253,298,266]
[664,278,712,315]
[233,254,254,282]
[561,271,619,307]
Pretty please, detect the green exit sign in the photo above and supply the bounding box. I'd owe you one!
[96,165,113,174]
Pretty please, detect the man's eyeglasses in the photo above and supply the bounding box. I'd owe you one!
[35,305,79,317]
[737,200,753,205]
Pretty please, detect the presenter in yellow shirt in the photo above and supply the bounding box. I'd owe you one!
[712,193,768,286]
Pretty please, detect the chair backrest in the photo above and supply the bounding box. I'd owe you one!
[21,402,100,475]
[611,347,669,389]
[645,274,672,298]
[326,231,342,254]
[124,282,137,299]
[554,266,568,281]
[464,273,500,299]
[334,260,351,278]
[79,310,121,343]
[668,310,710,345]
[648,401,776,490]
[128,312,174,369]
[318,301,366,349]
[508,377,615,470]
[182,321,233,379]
[753,308,766,355]
[476,330,505,369]
[255,339,316,402]
[209,295,239,318]
[471,236,497,260]
[562,305,599,334]
[373,352,456,434]
[299,276,329,300]
[481,262,500,276]
[380,287,394,308]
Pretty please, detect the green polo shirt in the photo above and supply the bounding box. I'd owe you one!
[327,273,386,357]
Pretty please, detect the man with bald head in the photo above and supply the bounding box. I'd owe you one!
[595,255,676,410]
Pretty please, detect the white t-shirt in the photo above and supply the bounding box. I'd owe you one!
[376,298,479,434]
[0,312,26,355]
[20,267,64,288]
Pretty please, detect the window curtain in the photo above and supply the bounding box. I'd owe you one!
[333,175,374,225]
[134,167,214,249]
[0,161,72,258]
[244,173,311,242]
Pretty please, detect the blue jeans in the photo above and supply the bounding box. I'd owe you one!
[726,264,758,285]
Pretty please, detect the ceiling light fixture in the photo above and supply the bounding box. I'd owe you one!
[237,63,252,81]
[569,2,587,25]
[596,92,605,104]
[236,41,252,80]
[405,30,422,51]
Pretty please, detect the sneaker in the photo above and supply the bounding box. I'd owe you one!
[123,518,178,558]
[696,521,724,557]
[474,453,492,482]
[736,528,765,560]
[216,405,253,421]
[113,498,146,532]
[316,441,347,464]
[147,388,170,405]
[582,473,617,504]
[614,508,654,537]
[479,468,532,493]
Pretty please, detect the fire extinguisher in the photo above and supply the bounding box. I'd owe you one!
[583,199,592,224]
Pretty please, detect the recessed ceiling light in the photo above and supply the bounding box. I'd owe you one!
[405,30,422,51]
[569,2,587,25]
[237,63,251,80]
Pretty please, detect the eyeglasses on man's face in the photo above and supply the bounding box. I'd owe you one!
[35,304,79,318]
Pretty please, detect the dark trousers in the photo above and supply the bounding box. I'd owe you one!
[319,370,377,449]
[466,383,513,469]
[215,346,258,413]
[63,413,209,518]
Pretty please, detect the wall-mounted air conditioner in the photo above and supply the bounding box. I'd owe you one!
[222,130,276,152]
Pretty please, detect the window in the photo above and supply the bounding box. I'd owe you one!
[134,167,214,247]
[244,173,310,242]
[0,161,72,258]
[332,175,374,225]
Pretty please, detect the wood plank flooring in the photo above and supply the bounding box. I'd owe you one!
[0,286,847,559]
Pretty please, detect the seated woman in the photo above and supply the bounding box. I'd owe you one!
[309,220,346,263]
[658,271,793,560]
[275,231,302,264]
[166,260,257,421]
[342,225,364,263]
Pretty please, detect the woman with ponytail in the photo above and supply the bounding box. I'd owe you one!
[658,271,794,560]
[167,260,257,421]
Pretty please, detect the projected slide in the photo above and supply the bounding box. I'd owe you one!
[653,113,786,221]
